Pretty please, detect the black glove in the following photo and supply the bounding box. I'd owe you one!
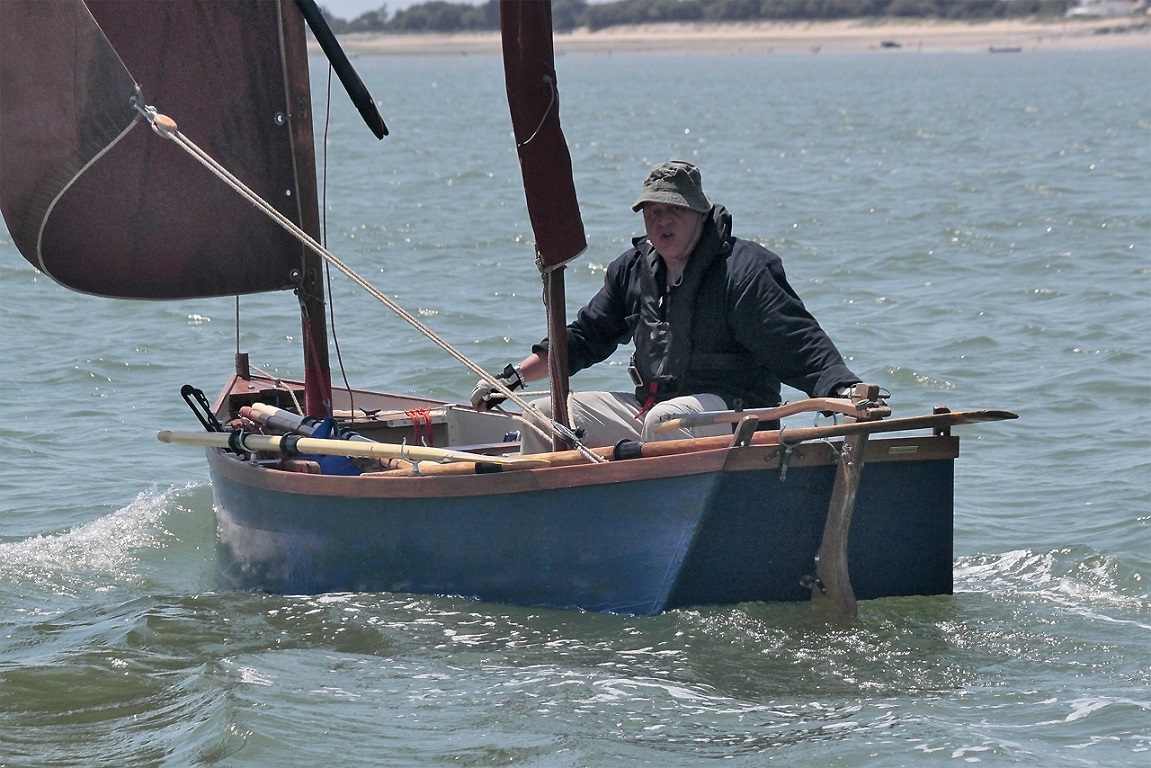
[470,363,525,411]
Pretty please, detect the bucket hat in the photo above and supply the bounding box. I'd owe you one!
[631,160,711,213]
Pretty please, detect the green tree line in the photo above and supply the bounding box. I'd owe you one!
[321,0,1078,34]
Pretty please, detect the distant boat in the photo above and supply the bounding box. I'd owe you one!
[989,46,1024,53]
[0,0,1015,617]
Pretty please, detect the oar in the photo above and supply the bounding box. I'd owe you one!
[294,0,388,139]
[157,430,549,467]
[360,408,1020,476]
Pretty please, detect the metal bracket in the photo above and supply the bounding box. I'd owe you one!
[181,384,224,432]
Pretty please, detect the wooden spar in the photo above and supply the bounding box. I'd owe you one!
[764,408,1017,445]
[364,408,1017,477]
[545,267,572,450]
[810,431,868,618]
[157,430,549,467]
[280,1,332,418]
[294,0,388,139]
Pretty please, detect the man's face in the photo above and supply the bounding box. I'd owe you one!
[642,203,705,263]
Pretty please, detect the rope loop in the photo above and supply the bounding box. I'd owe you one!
[517,75,555,149]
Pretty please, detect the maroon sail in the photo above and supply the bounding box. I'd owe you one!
[500,0,586,271]
[0,0,316,300]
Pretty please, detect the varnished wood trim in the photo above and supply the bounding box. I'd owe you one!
[722,435,958,472]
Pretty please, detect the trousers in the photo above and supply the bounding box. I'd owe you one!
[518,391,730,455]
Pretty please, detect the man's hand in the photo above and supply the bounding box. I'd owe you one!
[835,383,890,420]
[470,363,525,411]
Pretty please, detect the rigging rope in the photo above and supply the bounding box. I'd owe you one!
[133,101,602,463]
[249,362,305,415]
[320,66,356,420]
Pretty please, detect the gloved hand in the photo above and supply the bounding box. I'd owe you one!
[470,363,525,411]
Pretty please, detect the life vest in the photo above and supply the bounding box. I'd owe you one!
[629,217,763,411]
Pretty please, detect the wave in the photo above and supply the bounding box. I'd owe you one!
[0,483,215,599]
[956,547,1151,622]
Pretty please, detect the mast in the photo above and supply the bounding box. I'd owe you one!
[500,0,586,449]
[288,0,390,417]
[280,0,332,416]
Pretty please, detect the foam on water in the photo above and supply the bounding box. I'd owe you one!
[957,549,1149,609]
[0,483,214,600]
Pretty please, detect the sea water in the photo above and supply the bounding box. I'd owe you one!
[0,48,1148,766]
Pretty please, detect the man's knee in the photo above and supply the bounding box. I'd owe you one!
[641,395,728,441]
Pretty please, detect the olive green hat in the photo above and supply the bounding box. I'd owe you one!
[631,160,711,213]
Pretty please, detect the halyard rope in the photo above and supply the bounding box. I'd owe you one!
[133,101,601,463]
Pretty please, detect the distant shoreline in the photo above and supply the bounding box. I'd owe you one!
[327,17,1151,56]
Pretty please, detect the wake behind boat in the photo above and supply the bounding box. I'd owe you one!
[0,0,1015,616]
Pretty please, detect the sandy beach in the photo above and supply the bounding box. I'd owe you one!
[330,16,1150,56]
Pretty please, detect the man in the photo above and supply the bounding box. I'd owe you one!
[472,160,862,454]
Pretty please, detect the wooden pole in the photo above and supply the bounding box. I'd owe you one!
[545,266,572,451]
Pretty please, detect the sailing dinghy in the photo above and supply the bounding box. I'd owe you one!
[0,0,1015,616]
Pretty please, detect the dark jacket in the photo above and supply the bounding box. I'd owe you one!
[535,205,858,409]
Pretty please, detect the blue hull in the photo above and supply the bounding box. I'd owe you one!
[209,436,955,615]
[667,458,953,607]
